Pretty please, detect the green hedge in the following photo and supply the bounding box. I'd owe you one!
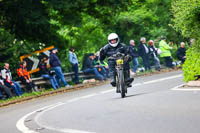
[182,44,200,82]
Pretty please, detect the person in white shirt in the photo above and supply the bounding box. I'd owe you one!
[1,63,23,96]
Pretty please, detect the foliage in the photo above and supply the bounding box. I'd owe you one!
[172,0,200,40]
[172,0,200,82]
[114,0,185,45]
[182,45,200,82]
[0,0,189,79]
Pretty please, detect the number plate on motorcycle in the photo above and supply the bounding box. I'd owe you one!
[116,59,123,65]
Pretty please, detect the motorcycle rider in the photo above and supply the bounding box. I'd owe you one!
[99,33,134,91]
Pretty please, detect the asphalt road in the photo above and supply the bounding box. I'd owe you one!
[0,70,200,133]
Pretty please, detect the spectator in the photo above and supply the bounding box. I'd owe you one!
[38,57,59,90]
[148,40,161,71]
[50,48,70,87]
[177,42,186,64]
[69,47,80,84]
[0,73,13,98]
[138,37,151,71]
[127,40,139,74]
[159,36,174,68]
[93,53,108,78]
[17,61,38,92]
[1,63,22,96]
[82,53,106,80]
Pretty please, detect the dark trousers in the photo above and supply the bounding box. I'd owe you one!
[72,63,79,84]
[0,84,13,98]
[4,81,22,96]
[20,77,35,92]
[141,55,151,70]
[164,56,174,68]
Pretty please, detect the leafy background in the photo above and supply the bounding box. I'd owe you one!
[0,0,197,81]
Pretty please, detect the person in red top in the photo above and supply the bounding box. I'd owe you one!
[17,61,38,92]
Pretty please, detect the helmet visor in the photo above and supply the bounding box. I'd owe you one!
[109,38,118,44]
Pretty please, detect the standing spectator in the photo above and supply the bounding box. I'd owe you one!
[0,73,13,98]
[148,40,161,71]
[50,48,70,87]
[1,63,23,96]
[127,40,139,74]
[17,61,38,92]
[159,36,174,68]
[69,47,80,84]
[138,37,151,71]
[177,42,186,64]
[82,53,106,80]
[38,57,59,90]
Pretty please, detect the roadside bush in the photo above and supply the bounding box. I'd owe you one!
[182,43,200,82]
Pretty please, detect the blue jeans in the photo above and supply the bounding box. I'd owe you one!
[98,66,108,78]
[53,66,68,86]
[132,57,139,73]
[42,74,59,90]
[72,63,79,84]
[83,68,105,80]
[5,81,23,96]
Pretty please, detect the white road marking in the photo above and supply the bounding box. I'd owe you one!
[132,83,142,87]
[34,103,94,133]
[67,97,82,103]
[100,89,115,94]
[16,102,64,133]
[172,88,200,91]
[100,74,182,94]
[143,74,182,85]
[79,93,98,99]
[171,83,200,91]
[17,74,183,133]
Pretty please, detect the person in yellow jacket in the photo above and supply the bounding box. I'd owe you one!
[159,36,174,68]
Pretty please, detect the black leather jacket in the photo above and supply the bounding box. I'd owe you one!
[99,43,128,61]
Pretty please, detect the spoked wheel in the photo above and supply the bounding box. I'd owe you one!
[119,70,126,98]
[116,74,120,93]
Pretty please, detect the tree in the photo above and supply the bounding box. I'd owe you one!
[172,0,200,82]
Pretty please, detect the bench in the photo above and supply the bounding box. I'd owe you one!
[17,71,95,89]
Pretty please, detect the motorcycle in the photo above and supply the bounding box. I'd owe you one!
[108,52,130,98]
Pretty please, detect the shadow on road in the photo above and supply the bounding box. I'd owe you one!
[112,92,149,100]
[125,92,149,98]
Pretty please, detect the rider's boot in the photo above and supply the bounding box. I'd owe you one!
[124,70,134,87]
[110,75,116,87]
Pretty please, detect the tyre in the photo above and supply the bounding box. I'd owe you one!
[119,70,126,98]
[116,73,120,93]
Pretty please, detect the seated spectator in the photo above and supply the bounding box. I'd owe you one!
[17,61,38,92]
[93,53,108,78]
[69,47,80,84]
[0,87,7,100]
[50,48,70,87]
[0,73,13,98]
[98,60,109,78]
[82,53,106,80]
[177,42,186,64]
[38,57,59,90]
[148,40,161,71]
[1,63,22,96]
